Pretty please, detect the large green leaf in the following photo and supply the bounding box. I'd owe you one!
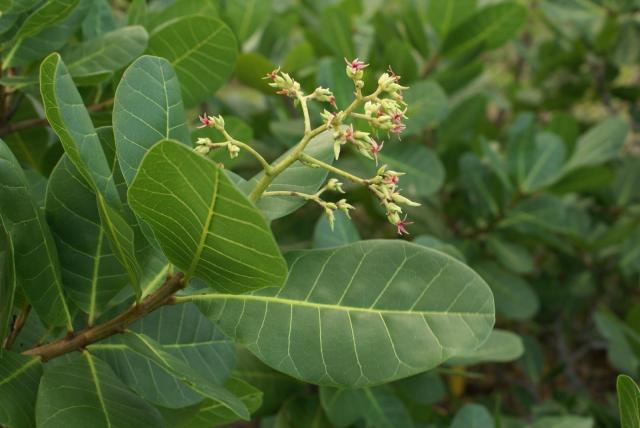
[41,53,143,295]
[40,52,120,206]
[473,261,539,321]
[13,0,79,40]
[320,385,412,428]
[427,0,476,38]
[62,25,149,85]
[376,143,444,198]
[81,0,116,39]
[451,404,494,428]
[241,130,335,220]
[113,55,189,185]
[5,0,90,68]
[147,16,238,106]
[0,352,42,428]
[563,116,629,173]
[0,140,73,329]
[223,0,272,43]
[0,221,15,344]
[46,155,128,323]
[128,140,287,291]
[36,352,165,428]
[193,240,495,387]
[442,2,527,57]
[144,0,219,30]
[446,329,524,365]
[617,374,640,428]
[90,303,234,408]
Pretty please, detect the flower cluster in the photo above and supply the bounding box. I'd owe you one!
[330,124,383,162]
[193,114,240,159]
[264,68,336,109]
[368,166,420,235]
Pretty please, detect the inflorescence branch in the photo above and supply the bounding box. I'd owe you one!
[193,58,421,235]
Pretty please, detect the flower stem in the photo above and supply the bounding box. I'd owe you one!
[298,153,370,185]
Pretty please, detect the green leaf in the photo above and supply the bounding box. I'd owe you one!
[184,378,263,428]
[232,347,302,416]
[240,130,335,221]
[595,310,640,375]
[234,52,276,94]
[5,0,90,68]
[383,40,418,83]
[442,2,527,57]
[321,385,413,428]
[194,240,495,387]
[0,352,42,428]
[144,0,219,31]
[519,132,567,193]
[223,0,272,43]
[127,0,146,25]
[113,55,189,186]
[81,0,116,39]
[446,329,524,365]
[393,371,446,405]
[61,25,149,85]
[320,5,354,59]
[128,140,287,291]
[526,416,594,428]
[313,211,360,249]
[36,352,165,428]
[486,236,534,274]
[473,261,539,321]
[40,52,120,206]
[117,332,249,419]
[46,155,128,323]
[427,0,476,39]
[0,140,73,329]
[41,53,144,298]
[147,16,238,107]
[0,221,15,344]
[563,116,629,173]
[414,235,465,262]
[450,403,494,428]
[617,374,640,428]
[376,143,444,198]
[403,80,449,136]
[12,0,79,41]
[90,303,234,408]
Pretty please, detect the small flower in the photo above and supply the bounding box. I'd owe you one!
[345,58,368,73]
[198,113,212,128]
[391,122,406,135]
[194,145,211,155]
[370,140,384,164]
[336,199,355,218]
[391,192,421,207]
[227,143,240,159]
[264,67,280,80]
[326,178,345,193]
[395,216,413,235]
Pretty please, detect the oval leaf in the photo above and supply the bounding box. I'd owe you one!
[147,16,238,107]
[193,240,495,387]
[128,140,287,292]
[0,352,42,428]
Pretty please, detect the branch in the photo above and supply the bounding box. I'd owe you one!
[298,153,370,185]
[216,127,272,173]
[22,272,185,362]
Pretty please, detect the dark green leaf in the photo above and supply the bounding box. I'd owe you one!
[427,0,476,39]
[563,116,629,173]
[313,211,360,249]
[223,0,272,43]
[376,143,444,198]
[450,403,494,428]
[617,374,640,428]
[0,221,15,344]
[403,80,448,136]
[0,352,42,428]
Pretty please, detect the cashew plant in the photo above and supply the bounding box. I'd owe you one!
[0,35,499,428]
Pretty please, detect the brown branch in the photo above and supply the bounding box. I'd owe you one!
[22,272,185,362]
[0,98,114,138]
[2,304,30,350]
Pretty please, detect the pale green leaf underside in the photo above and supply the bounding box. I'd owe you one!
[0,352,42,428]
[113,55,189,186]
[446,329,524,366]
[36,352,164,428]
[147,16,238,107]
[0,139,73,328]
[128,140,287,292]
[194,240,495,388]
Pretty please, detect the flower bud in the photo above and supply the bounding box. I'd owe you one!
[193,145,211,156]
[337,199,355,218]
[326,178,345,193]
[391,192,421,207]
[324,207,336,230]
[227,143,240,159]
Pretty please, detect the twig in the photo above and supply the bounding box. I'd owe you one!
[22,272,185,362]
[2,304,31,350]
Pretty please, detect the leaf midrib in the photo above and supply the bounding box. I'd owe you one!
[187,293,492,317]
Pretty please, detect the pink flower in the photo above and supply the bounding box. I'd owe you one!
[370,140,384,164]
[391,122,406,135]
[265,68,280,80]
[395,216,413,235]
[345,58,369,73]
[387,66,401,82]
[328,96,337,109]
[343,124,355,142]
[198,113,212,128]
[384,175,399,186]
